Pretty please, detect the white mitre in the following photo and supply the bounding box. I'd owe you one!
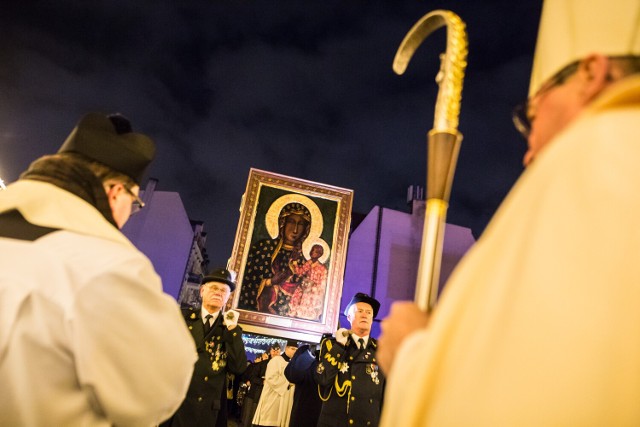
[529,0,640,96]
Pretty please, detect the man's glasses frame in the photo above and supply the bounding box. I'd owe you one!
[109,183,145,215]
[512,60,580,138]
[202,283,230,295]
[512,55,640,139]
[123,185,145,215]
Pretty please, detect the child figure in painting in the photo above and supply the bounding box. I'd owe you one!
[288,244,328,321]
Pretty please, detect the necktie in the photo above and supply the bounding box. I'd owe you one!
[358,338,365,350]
[204,314,213,334]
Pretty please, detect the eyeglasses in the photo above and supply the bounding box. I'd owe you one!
[108,183,145,215]
[202,283,230,294]
[123,185,145,215]
[512,60,580,138]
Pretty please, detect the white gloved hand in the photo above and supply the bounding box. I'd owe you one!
[335,328,349,346]
[223,309,240,329]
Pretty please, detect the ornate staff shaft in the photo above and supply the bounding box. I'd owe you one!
[393,10,468,312]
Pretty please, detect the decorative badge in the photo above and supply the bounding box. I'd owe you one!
[316,362,325,374]
[205,341,227,373]
[367,363,380,384]
[339,362,349,374]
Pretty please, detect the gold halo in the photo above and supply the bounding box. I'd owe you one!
[302,237,331,264]
[265,193,323,240]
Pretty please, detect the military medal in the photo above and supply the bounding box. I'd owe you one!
[206,341,227,373]
[339,362,349,373]
[369,363,380,384]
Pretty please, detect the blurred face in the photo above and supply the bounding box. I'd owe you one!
[285,345,298,358]
[347,302,374,336]
[105,182,142,228]
[199,281,231,313]
[524,55,611,166]
[283,214,309,245]
[269,347,280,358]
[524,75,583,166]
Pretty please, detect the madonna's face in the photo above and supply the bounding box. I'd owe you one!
[282,213,309,245]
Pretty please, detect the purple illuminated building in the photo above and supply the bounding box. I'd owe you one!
[339,199,475,338]
[122,179,208,304]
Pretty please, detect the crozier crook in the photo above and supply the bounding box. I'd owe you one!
[393,10,468,312]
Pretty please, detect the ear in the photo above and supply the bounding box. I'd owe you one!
[577,54,610,104]
[104,182,122,207]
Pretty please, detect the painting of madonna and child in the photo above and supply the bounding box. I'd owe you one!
[229,169,353,338]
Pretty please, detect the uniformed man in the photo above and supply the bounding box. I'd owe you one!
[163,268,248,426]
[315,293,384,427]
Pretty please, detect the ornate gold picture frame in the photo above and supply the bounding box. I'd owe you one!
[228,168,353,342]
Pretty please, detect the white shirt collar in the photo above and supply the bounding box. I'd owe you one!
[201,307,219,324]
[351,333,369,348]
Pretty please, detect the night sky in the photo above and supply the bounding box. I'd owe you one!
[0,0,542,266]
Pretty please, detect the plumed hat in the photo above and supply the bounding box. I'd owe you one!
[529,0,640,96]
[58,113,156,184]
[344,292,381,318]
[202,268,237,292]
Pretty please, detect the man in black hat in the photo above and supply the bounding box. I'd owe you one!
[164,268,248,427]
[0,113,197,426]
[315,293,385,427]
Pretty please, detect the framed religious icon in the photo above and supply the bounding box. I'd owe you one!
[228,168,353,342]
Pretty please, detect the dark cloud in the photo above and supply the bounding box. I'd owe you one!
[0,0,542,265]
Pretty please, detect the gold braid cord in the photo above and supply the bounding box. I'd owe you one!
[317,344,354,412]
[317,378,353,412]
[393,10,468,312]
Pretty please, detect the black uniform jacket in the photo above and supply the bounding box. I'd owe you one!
[314,336,385,427]
[284,345,322,427]
[164,307,247,427]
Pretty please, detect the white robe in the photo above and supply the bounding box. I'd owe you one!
[0,180,197,426]
[253,355,295,427]
[381,75,640,426]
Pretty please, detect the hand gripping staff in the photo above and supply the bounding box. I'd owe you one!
[393,10,468,312]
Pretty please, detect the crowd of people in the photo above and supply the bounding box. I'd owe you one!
[0,107,385,427]
[229,292,384,427]
[2,0,640,425]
